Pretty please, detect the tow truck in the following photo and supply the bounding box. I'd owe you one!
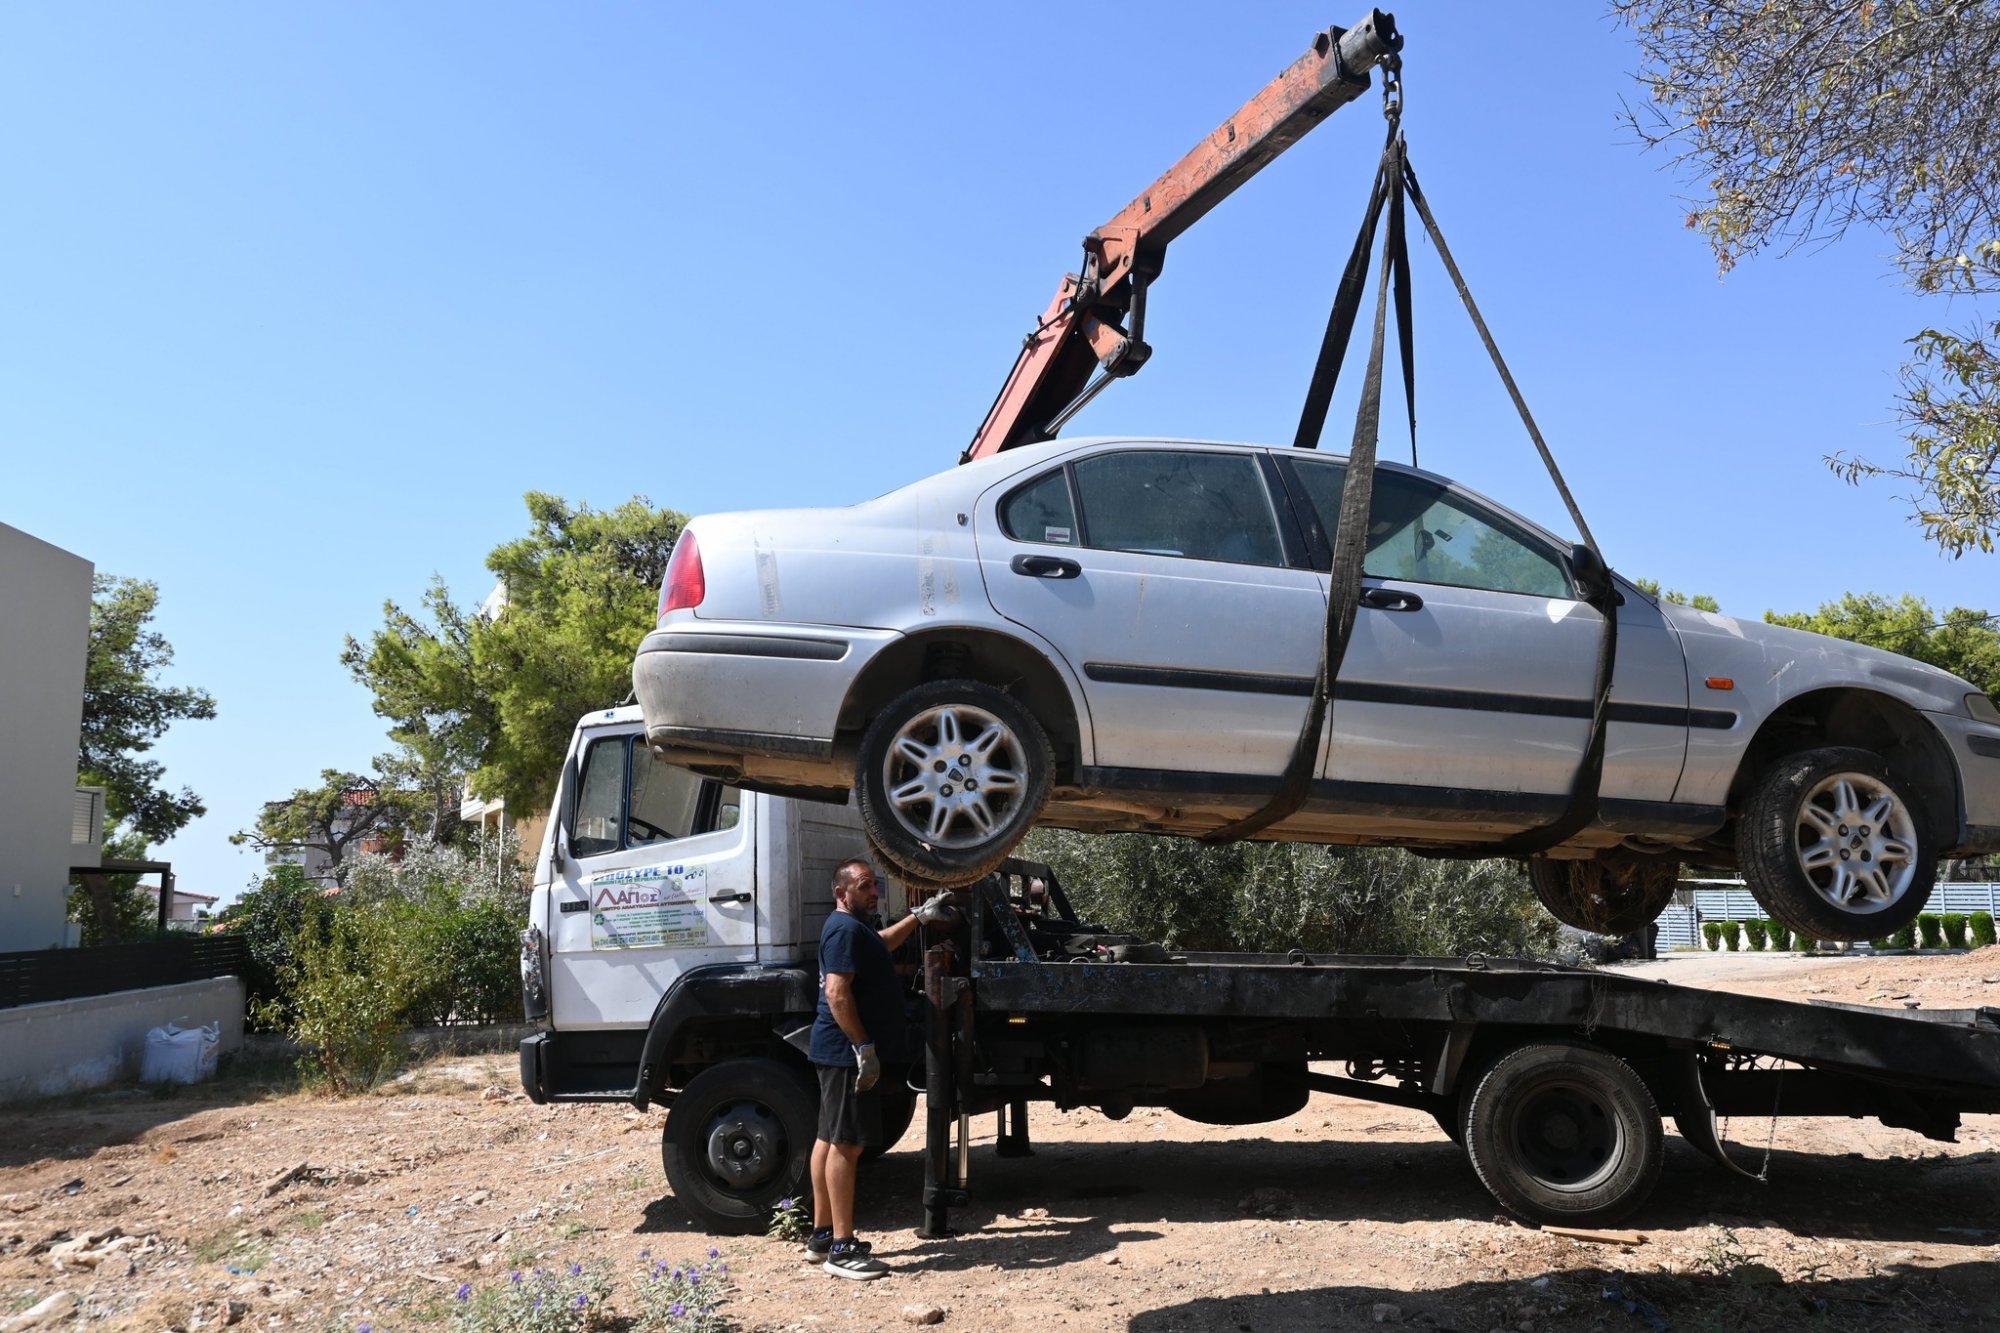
[521,13,2000,1234]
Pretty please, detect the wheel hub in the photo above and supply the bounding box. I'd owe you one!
[1793,773,1918,914]
[882,703,1026,849]
[703,1100,785,1188]
[1511,1086,1619,1192]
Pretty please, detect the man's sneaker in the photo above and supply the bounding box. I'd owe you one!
[822,1238,888,1281]
[802,1229,871,1261]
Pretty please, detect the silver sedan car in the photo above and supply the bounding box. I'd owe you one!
[633,437,2000,942]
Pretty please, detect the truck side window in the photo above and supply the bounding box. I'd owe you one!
[572,737,628,857]
[571,735,743,859]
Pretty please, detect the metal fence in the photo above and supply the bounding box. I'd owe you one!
[0,935,246,1011]
[1657,879,2000,950]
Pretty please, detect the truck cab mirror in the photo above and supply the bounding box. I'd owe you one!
[1570,543,1611,603]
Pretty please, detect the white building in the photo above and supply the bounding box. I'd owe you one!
[0,523,98,953]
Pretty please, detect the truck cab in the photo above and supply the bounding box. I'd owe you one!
[517,707,917,1229]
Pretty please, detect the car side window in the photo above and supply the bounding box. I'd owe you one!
[1070,449,1284,567]
[571,736,740,859]
[1288,458,1571,598]
[1000,469,1079,545]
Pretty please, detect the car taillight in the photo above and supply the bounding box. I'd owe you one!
[660,530,705,615]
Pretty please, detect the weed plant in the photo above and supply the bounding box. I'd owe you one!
[633,1248,733,1333]
[452,1261,612,1333]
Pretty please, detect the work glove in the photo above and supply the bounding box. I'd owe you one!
[912,892,960,929]
[853,1042,881,1092]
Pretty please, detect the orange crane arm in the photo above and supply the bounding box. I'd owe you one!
[961,11,1402,464]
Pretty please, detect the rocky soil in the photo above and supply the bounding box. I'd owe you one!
[2,949,1997,1332]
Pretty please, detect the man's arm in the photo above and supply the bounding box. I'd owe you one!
[823,971,869,1047]
[879,913,922,951]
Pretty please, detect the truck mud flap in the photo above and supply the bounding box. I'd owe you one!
[1670,1049,1762,1180]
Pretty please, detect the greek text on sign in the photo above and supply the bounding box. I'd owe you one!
[588,864,711,950]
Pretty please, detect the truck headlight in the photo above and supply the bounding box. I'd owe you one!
[1969,692,2000,725]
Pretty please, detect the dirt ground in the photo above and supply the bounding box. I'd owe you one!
[3,949,1998,1333]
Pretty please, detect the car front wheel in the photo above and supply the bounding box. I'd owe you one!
[856,678,1053,887]
[1736,746,1936,942]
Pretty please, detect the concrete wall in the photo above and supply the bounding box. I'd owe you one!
[0,523,93,953]
[0,977,246,1102]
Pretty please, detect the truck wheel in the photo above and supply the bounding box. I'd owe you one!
[661,1058,816,1234]
[1527,854,1677,936]
[856,679,1052,888]
[1736,746,1936,942]
[1463,1041,1662,1226]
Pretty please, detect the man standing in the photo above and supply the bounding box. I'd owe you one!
[808,858,953,1280]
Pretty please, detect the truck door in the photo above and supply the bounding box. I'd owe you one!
[546,726,752,1029]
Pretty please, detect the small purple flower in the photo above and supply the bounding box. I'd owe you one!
[575,1293,588,1307]
[639,1246,652,1260]
[708,1246,719,1259]
[777,1197,794,1209]
[671,1303,686,1318]
[568,1263,582,1277]
[510,1271,522,1284]
[456,1282,472,1302]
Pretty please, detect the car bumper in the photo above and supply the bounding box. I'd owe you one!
[1928,710,2000,855]
[631,621,902,778]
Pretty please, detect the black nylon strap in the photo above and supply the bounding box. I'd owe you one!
[1292,161,1389,453]
[1396,158,1618,856]
[1208,136,1407,844]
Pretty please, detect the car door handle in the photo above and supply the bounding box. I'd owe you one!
[707,892,752,905]
[1360,587,1423,612]
[1011,553,1082,579]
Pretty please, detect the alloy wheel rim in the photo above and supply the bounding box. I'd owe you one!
[1792,772,1918,914]
[881,703,1026,850]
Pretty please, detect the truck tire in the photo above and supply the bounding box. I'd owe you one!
[661,1058,816,1234]
[1462,1041,1663,1226]
[863,1079,917,1162]
[1527,854,1677,936]
[856,679,1053,888]
[1736,746,1936,942]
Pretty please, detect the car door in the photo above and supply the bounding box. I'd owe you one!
[1277,455,1688,817]
[546,728,754,1029]
[975,444,1328,780]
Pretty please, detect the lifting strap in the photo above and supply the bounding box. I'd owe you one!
[1205,70,1619,855]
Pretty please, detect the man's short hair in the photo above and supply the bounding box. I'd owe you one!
[833,858,874,894]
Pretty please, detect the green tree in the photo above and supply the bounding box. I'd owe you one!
[228,770,415,882]
[345,492,685,819]
[1617,0,2000,555]
[1631,577,1720,613]
[70,575,217,943]
[1763,591,2000,695]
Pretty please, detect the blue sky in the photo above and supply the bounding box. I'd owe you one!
[3,3,1993,905]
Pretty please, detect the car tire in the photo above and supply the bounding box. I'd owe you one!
[1736,746,1936,942]
[856,678,1053,888]
[1462,1041,1663,1226]
[660,1057,816,1234]
[1527,854,1678,936]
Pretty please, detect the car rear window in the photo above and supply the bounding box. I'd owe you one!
[1000,469,1079,545]
[1070,450,1285,567]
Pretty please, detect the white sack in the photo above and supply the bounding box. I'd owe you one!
[139,1022,220,1085]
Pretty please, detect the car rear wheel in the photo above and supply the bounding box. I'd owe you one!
[1527,853,1678,936]
[856,678,1053,887]
[1736,746,1936,942]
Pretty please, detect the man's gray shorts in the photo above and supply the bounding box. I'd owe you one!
[816,1062,884,1147]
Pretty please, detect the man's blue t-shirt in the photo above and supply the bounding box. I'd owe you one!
[810,909,907,1067]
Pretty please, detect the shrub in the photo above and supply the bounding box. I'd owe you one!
[453,1260,613,1333]
[210,865,332,1031]
[1702,921,1724,950]
[1942,913,1970,949]
[1892,923,1919,950]
[1973,912,1997,948]
[1742,919,1769,951]
[1919,914,1944,948]
[1025,831,1560,959]
[1720,921,1741,951]
[1768,922,1793,951]
[273,899,426,1094]
[632,1249,732,1333]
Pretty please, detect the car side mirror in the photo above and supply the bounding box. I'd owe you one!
[1570,543,1611,603]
